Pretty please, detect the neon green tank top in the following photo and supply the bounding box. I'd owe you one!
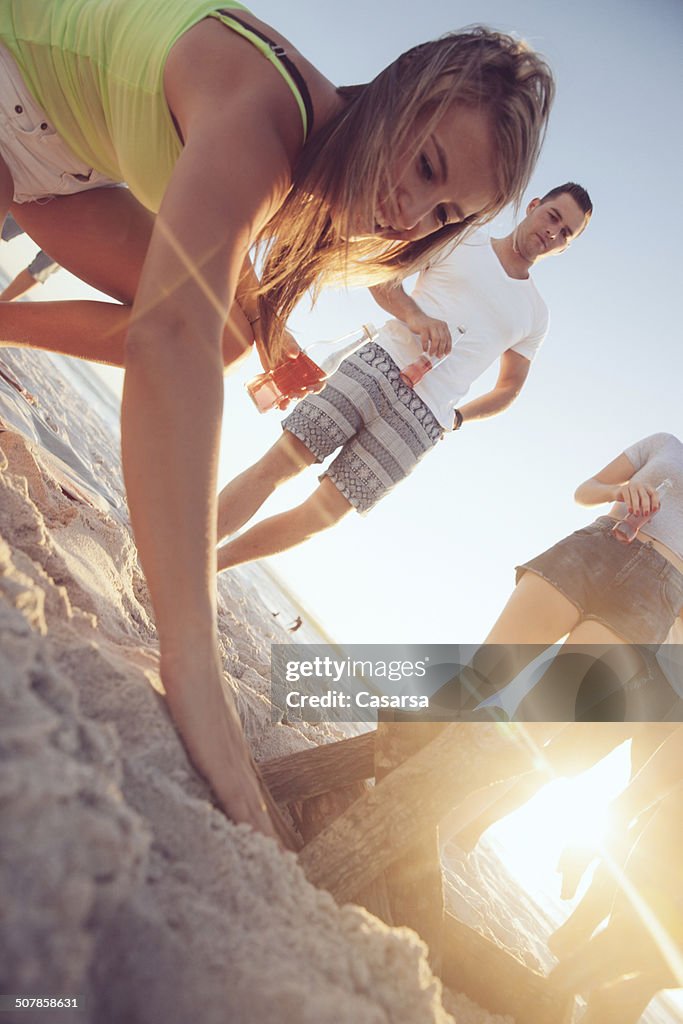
[0,0,311,212]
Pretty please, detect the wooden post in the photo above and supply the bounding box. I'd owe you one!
[291,781,394,924]
[300,722,532,903]
[259,731,376,804]
[251,753,302,852]
[442,914,576,1024]
[375,720,447,972]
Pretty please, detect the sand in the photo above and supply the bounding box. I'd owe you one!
[0,346,484,1024]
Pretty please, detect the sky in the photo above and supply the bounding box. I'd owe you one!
[2,0,682,646]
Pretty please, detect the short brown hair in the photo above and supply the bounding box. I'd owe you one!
[540,182,593,217]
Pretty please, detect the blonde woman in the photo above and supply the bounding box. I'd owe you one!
[0,0,553,840]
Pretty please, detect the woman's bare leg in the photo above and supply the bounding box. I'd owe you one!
[483,572,582,696]
[486,571,582,644]
[9,188,151,300]
[515,619,638,721]
[1,295,253,370]
[3,188,254,368]
[0,298,130,362]
[441,573,583,712]
[446,578,590,847]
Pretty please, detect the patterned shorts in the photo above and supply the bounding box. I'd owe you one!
[281,342,444,514]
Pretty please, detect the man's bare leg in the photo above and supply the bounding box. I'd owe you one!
[216,430,317,541]
[218,475,352,571]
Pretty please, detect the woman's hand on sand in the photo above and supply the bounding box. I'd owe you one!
[616,482,661,517]
[405,310,452,359]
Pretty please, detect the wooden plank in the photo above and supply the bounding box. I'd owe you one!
[291,781,394,924]
[442,913,575,1024]
[300,722,532,903]
[259,731,376,804]
[374,719,447,780]
[251,753,302,851]
[375,721,447,972]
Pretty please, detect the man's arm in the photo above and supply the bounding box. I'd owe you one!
[369,281,452,358]
[457,349,531,427]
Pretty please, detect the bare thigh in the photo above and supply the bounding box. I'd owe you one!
[516,619,647,723]
[10,187,153,302]
[271,429,319,475]
[299,476,353,531]
[486,571,582,644]
[564,619,626,647]
[9,186,253,365]
[564,620,643,692]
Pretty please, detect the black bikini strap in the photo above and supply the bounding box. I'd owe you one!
[218,9,315,140]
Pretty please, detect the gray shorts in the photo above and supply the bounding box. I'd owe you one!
[517,516,683,644]
[281,342,444,514]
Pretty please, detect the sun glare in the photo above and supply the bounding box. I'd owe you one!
[490,742,632,900]
[482,737,683,1007]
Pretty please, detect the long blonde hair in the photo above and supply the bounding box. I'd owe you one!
[257,27,554,358]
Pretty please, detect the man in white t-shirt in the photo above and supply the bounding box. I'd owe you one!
[216,183,592,571]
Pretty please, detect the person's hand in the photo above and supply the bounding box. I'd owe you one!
[255,328,326,411]
[253,320,300,372]
[404,310,452,359]
[615,481,661,517]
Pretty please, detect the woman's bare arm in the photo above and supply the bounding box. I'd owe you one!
[118,30,299,839]
[574,451,659,515]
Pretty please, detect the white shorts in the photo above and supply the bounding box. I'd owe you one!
[0,43,118,203]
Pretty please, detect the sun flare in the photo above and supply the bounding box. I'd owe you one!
[490,741,632,899]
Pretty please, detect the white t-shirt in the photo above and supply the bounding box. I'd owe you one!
[378,228,549,430]
[617,433,683,559]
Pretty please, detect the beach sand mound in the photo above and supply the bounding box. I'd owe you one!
[0,350,455,1024]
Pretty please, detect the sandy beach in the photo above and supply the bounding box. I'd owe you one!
[0,344,532,1024]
